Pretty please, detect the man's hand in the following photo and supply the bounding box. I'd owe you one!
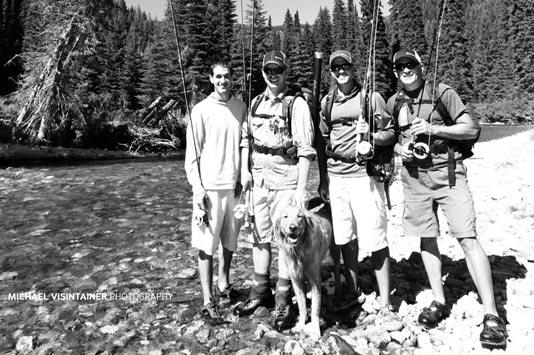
[240,170,253,191]
[401,142,414,162]
[410,117,434,137]
[318,177,330,202]
[356,116,370,135]
[193,189,209,226]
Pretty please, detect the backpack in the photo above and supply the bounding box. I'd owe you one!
[392,81,480,186]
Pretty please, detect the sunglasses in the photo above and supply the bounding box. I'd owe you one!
[331,63,352,72]
[263,67,285,75]
[394,61,419,71]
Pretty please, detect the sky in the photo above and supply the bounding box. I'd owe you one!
[124,0,390,26]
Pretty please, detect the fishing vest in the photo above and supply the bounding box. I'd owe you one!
[248,91,304,159]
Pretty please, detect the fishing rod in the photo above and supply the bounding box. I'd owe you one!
[357,0,380,163]
[169,0,207,226]
[240,0,247,101]
[411,0,448,160]
[247,0,256,108]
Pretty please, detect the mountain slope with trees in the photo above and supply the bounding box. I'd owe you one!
[0,0,532,151]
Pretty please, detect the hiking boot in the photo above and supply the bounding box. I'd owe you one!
[418,300,449,328]
[272,303,296,332]
[233,293,275,317]
[200,301,221,319]
[480,314,507,350]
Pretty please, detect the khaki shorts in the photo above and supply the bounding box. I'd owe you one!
[191,189,238,255]
[401,163,477,238]
[329,174,388,253]
[250,184,295,244]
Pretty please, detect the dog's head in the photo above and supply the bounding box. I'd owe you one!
[274,205,308,247]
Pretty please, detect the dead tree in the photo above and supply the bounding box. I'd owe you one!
[16,14,88,143]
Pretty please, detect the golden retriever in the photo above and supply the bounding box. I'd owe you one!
[274,198,339,340]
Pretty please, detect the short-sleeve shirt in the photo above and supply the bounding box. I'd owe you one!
[241,88,316,189]
[319,88,394,177]
[387,82,471,170]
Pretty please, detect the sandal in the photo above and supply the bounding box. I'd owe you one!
[480,314,507,350]
[418,300,449,329]
[215,284,239,300]
[200,302,221,319]
[329,287,366,313]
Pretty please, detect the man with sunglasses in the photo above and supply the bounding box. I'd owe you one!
[234,50,315,332]
[387,48,507,350]
[317,49,394,313]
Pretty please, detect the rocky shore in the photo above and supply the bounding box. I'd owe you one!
[0,129,533,354]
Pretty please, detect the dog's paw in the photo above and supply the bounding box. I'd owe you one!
[303,322,321,341]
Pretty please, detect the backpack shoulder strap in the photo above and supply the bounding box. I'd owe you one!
[429,82,453,126]
[323,91,336,132]
[283,92,305,139]
[250,94,265,117]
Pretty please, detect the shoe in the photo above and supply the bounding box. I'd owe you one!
[329,287,366,313]
[480,314,507,350]
[233,293,275,317]
[272,303,297,332]
[418,300,449,328]
[200,302,221,319]
[215,284,240,301]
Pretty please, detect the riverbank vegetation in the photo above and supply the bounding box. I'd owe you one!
[0,0,533,151]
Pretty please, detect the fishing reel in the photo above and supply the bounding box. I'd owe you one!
[356,140,374,164]
[410,142,430,160]
[193,209,209,227]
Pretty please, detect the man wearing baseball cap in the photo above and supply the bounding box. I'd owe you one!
[387,47,507,350]
[317,49,394,313]
[235,50,315,333]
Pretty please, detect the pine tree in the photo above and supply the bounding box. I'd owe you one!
[434,0,472,100]
[244,0,269,99]
[331,0,348,50]
[389,0,426,57]
[0,0,25,95]
[466,0,513,102]
[507,0,534,96]
[360,0,396,98]
[312,7,332,94]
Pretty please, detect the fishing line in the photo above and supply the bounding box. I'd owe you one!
[169,0,202,186]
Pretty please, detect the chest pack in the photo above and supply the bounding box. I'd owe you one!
[392,81,480,186]
[248,91,305,159]
[392,81,479,159]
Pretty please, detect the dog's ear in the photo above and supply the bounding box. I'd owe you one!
[304,211,321,240]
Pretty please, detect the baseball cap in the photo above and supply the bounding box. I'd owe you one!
[393,48,422,65]
[262,50,287,68]
[329,50,353,66]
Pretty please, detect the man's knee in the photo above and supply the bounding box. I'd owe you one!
[458,237,479,252]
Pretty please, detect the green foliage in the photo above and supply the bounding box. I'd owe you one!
[2,0,534,150]
[473,98,534,124]
[360,0,396,98]
[389,0,426,56]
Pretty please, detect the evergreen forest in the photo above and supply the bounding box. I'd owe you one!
[1,0,533,151]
